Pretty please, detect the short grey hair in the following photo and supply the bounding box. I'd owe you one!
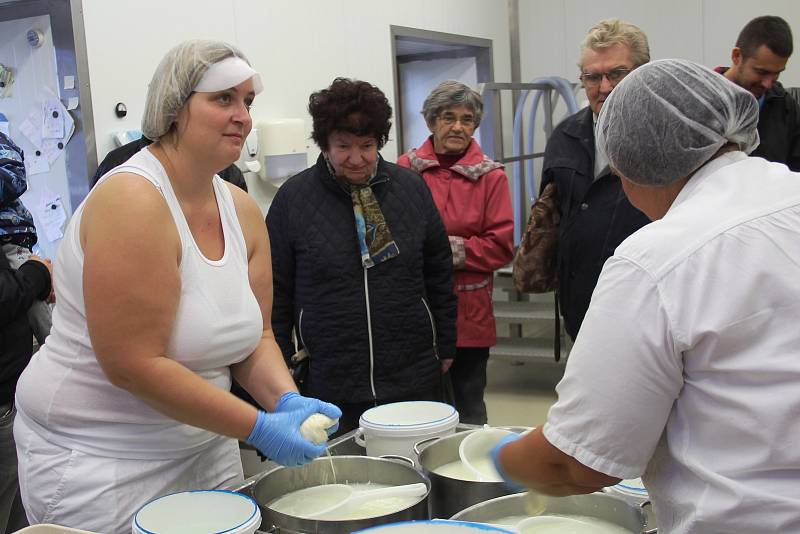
[141,40,251,140]
[421,80,484,127]
[579,18,650,69]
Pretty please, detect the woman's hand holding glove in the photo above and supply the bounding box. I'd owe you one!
[246,392,342,467]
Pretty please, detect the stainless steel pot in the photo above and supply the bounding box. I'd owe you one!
[252,455,430,533]
[450,492,656,533]
[414,430,523,519]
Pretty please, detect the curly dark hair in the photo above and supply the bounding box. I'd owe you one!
[308,78,393,151]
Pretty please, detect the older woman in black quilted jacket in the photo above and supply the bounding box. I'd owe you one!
[266,78,457,434]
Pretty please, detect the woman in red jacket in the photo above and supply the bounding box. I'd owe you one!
[398,80,514,424]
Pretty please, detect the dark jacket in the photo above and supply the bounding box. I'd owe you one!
[714,69,800,172]
[541,106,650,340]
[90,137,248,191]
[0,132,36,246]
[754,81,800,172]
[266,154,457,404]
[0,254,51,405]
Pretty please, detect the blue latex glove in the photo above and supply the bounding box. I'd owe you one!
[274,391,342,436]
[490,433,526,492]
[246,395,341,467]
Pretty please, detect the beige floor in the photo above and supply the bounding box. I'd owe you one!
[484,358,562,428]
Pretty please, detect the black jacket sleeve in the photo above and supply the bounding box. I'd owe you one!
[218,164,248,192]
[0,259,51,326]
[420,183,457,359]
[785,97,800,173]
[90,137,153,187]
[265,188,297,363]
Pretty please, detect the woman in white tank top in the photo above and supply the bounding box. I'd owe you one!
[13,40,340,534]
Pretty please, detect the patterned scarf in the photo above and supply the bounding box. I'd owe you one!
[326,157,400,268]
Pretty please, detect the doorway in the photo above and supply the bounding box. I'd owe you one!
[391,26,493,155]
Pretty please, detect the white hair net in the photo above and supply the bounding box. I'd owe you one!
[596,59,760,186]
[142,40,258,140]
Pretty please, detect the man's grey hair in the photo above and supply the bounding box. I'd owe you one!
[141,40,251,140]
[421,80,484,127]
[579,18,650,69]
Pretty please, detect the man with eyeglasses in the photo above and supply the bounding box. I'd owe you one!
[538,18,651,341]
[715,15,800,171]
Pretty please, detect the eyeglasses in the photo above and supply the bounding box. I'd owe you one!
[579,68,632,87]
[438,113,476,127]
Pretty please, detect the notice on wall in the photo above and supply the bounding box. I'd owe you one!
[19,110,43,150]
[25,149,50,176]
[42,102,73,165]
[38,186,67,242]
[42,97,65,139]
[18,98,74,169]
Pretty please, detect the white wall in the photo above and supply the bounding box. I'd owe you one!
[511,0,800,201]
[81,0,512,167]
[519,0,800,86]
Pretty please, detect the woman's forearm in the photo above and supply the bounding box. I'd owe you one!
[112,354,259,441]
[232,333,297,411]
[498,428,620,496]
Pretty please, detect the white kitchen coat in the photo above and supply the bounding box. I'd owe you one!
[14,414,243,534]
[544,152,800,533]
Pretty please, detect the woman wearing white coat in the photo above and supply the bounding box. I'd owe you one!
[492,59,800,533]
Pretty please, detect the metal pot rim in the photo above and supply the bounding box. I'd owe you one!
[450,491,650,532]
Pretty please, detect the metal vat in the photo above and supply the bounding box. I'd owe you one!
[415,430,523,519]
[450,492,655,533]
[251,455,430,533]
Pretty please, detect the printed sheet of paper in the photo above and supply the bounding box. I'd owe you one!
[39,187,67,242]
[41,104,74,165]
[19,108,44,149]
[42,97,65,139]
[24,149,50,176]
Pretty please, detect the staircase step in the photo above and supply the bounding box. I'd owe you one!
[493,301,555,322]
[491,337,566,363]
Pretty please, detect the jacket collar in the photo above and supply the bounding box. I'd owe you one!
[557,106,596,163]
[315,153,390,196]
[561,106,595,141]
[404,136,503,182]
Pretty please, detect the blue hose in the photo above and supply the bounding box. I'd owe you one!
[510,77,579,244]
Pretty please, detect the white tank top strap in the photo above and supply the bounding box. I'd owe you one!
[93,148,248,267]
[211,175,249,266]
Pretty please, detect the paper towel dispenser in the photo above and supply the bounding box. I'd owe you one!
[257,119,308,183]
[238,129,261,174]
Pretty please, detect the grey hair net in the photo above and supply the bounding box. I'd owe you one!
[141,40,253,140]
[596,58,760,186]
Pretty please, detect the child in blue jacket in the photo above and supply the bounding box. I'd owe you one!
[1,132,52,343]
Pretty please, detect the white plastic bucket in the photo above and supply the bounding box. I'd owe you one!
[355,401,459,463]
[605,477,649,505]
[354,519,514,533]
[132,489,260,534]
